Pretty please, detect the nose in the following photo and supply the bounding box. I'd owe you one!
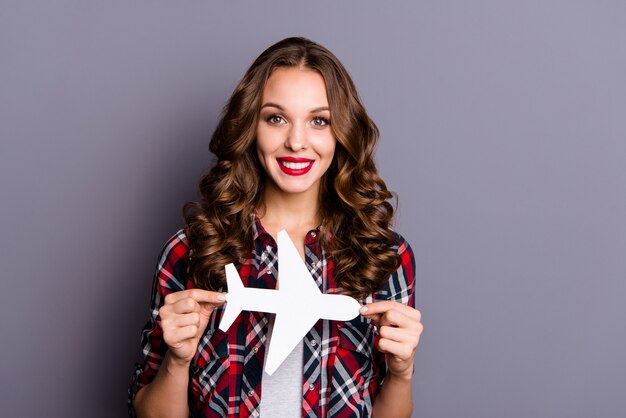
[285,121,308,151]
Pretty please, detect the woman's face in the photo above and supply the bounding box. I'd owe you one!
[256,66,336,198]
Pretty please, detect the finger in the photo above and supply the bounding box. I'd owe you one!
[170,297,201,315]
[361,301,421,320]
[359,301,395,328]
[379,308,416,329]
[359,300,394,316]
[361,304,422,331]
[379,325,420,346]
[164,289,227,306]
[377,338,416,361]
[409,307,422,322]
[166,312,201,328]
[198,301,221,316]
[164,325,199,348]
[360,307,413,329]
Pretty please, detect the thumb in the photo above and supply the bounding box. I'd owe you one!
[198,302,213,319]
[196,292,226,335]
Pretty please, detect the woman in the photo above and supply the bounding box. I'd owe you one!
[129,37,423,418]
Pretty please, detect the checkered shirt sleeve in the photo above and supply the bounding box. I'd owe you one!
[127,230,190,417]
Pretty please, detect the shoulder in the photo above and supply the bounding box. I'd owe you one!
[393,231,415,285]
[154,229,191,293]
[391,230,415,278]
[372,231,416,306]
[157,229,189,263]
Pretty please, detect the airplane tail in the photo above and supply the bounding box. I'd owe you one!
[218,263,244,332]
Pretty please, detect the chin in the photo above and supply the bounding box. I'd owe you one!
[273,179,319,195]
[277,185,314,195]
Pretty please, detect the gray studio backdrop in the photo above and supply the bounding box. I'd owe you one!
[1,1,625,417]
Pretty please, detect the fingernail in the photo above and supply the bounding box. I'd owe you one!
[217,293,227,301]
[359,306,368,313]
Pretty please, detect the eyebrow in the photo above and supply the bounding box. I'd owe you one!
[260,102,330,113]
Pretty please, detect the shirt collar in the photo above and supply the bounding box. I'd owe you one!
[252,213,272,242]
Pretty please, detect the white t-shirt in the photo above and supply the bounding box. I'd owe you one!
[258,315,304,417]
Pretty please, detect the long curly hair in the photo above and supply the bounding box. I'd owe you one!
[183,37,400,299]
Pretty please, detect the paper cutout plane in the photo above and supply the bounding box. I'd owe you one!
[219,229,361,375]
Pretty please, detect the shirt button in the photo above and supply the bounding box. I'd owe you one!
[310,340,317,347]
[253,347,258,353]
[248,389,254,397]
[309,384,315,391]
[310,231,317,238]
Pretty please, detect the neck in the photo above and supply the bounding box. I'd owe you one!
[259,182,321,233]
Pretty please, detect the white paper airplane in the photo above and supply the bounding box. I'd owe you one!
[219,229,361,375]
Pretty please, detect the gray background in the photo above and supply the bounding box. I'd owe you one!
[1,1,625,417]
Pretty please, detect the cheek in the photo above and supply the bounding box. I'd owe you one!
[324,138,337,160]
[255,128,271,159]
[256,126,284,156]
[255,142,269,172]
[313,132,337,158]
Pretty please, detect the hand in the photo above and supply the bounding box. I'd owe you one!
[360,301,423,380]
[159,289,227,365]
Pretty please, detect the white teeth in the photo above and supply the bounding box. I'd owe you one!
[281,161,312,169]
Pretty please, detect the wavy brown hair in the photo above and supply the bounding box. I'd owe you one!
[183,37,400,299]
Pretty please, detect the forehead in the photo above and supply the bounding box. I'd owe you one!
[262,67,328,107]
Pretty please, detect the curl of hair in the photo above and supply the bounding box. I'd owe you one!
[184,37,400,299]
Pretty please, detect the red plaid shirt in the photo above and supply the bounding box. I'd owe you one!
[128,219,415,417]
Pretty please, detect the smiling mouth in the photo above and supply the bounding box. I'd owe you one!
[277,158,314,176]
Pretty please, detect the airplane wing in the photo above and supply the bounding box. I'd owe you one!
[277,230,320,295]
[219,263,245,332]
[264,309,319,375]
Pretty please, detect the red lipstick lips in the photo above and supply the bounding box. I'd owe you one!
[277,157,314,176]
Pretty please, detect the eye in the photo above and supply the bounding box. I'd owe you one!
[312,116,330,127]
[266,114,286,125]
